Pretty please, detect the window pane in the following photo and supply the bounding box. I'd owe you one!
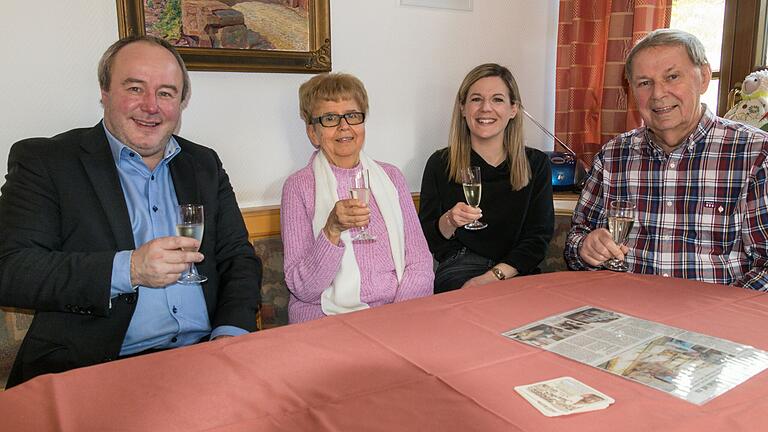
[702,78,719,112]
[670,0,725,72]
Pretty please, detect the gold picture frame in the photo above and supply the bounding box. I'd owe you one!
[116,0,331,73]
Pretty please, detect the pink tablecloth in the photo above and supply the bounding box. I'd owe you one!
[2,271,768,431]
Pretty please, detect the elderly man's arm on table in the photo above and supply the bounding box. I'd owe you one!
[564,150,627,270]
[735,159,768,290]
[207,152,263,338]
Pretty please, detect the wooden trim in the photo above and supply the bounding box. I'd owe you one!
[242,205,281,240]
[242,193,574,241]
[553,191,580,202]
[718,0,765,116]
[553,191,578,217]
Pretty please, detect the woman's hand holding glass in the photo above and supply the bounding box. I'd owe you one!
[323,198,371,245]
[439,202,482,239]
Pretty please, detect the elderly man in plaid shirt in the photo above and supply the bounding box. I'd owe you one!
[565,29,768,290]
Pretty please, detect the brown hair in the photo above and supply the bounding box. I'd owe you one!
[447,63,530,190]
[298,72,369,124]
[98,35,191,102]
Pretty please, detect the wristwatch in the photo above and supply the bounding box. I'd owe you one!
[491,266,506,280]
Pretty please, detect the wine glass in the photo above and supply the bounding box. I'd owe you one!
[461,166,487,230]
[350,169,376,241]
[604,199,635,272]
[176,204,207,284]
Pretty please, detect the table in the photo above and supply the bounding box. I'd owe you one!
[2,271,768,431]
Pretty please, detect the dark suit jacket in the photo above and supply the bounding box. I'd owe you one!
[0,123,262,388]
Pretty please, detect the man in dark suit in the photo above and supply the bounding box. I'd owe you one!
[0,35,262,388]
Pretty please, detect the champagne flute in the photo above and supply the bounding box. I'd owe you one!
[350,169,376,241]
[604,199,635,272]
[461,166,487,230]
[176,204,207,284]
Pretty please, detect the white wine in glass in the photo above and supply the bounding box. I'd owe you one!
[177,204,207,284]
[461,166,487,230]
[350,169,375,241]
[605,200,635,272]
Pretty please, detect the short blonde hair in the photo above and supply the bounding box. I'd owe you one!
[298,73,369,124]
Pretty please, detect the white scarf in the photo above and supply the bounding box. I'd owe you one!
[311,150,405,316]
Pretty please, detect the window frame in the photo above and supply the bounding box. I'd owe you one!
[716,0,768,115]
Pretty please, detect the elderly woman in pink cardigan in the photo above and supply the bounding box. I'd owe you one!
[280,73,434,324]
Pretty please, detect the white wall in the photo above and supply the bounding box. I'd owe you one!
[0,0,558,207]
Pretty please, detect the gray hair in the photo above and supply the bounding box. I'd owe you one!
[625,28,709,81]
[98,35,191,103]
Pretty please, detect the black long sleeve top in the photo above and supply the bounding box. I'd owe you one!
[418,147,554,275]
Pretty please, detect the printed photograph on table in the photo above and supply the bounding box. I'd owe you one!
[505,323,575,348]
[564,307,622,324]
[597,336,730,393]
[116,0,331,73]
[515,377,614,417]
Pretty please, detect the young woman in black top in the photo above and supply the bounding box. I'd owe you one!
[419,63,554,293]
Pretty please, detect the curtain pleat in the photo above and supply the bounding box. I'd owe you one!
[555,0,672,164]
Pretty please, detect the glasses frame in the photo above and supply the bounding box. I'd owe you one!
[310,112,366,128]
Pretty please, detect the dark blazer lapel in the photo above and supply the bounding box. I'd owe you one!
[169,144,200,205]
[80,124,135,250]
[169,143,210,288]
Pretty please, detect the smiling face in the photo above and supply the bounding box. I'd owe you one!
[629,44,711,152]
[100,41,184,170]
[306,98,365,168]
[461,76,518,146]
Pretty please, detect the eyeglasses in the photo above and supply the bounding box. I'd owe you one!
[310,112,366,127]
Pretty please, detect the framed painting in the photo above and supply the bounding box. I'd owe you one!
[116,0,331,73]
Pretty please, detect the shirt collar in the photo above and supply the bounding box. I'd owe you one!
[640,103,714,157]
[102,120,181,167]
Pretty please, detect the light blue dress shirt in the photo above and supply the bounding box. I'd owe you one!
[104,124,245,356]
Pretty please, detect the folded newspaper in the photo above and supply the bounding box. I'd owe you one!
[502,306,768,405]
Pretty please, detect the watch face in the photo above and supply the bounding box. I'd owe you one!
[493,267,505,280]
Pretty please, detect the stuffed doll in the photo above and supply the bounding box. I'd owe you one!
[724,69,768,132]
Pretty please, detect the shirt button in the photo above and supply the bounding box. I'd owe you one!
[151,175,155,181]
[666,201,673,207]
[663,235,671,240]
[129,152,135,157]
[171,337,178,343]
[669,163,676,169]
[663,273,670,277]
[172,306,178,314]
[152,205,158,212]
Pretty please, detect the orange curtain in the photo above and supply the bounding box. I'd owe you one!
[555,0,672,163]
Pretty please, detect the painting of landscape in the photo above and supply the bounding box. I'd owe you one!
[144,0,310,51]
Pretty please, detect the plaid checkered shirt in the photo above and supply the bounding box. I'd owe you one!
[565,108,768,290]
